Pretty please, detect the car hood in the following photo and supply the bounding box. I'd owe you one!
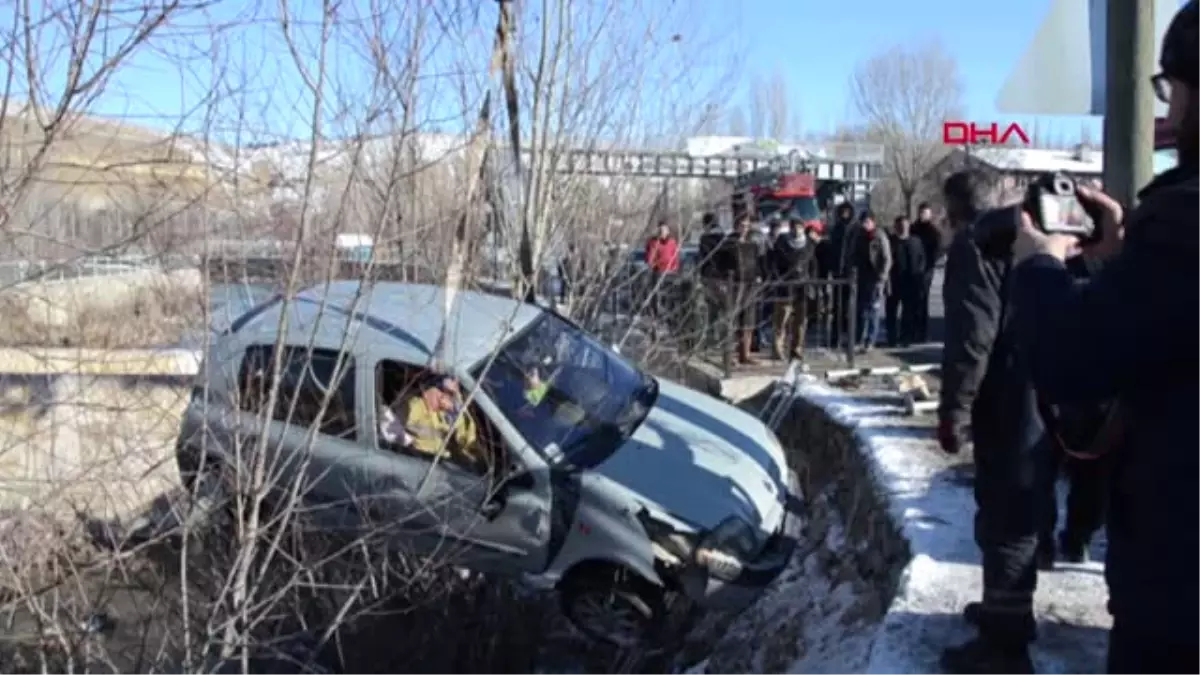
[590,379,788,537]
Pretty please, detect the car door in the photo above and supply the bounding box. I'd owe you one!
[418,385,554,574]
[231,343,370,534]
[348,355,554,573]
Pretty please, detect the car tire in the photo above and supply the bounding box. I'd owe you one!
[559,565,664,648]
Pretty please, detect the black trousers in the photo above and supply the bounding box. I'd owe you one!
[972,434,1058,645]
[914,271,935,342]
[1040,444,1112,551]
[1108,618,1200,674]
[884,276,923,346]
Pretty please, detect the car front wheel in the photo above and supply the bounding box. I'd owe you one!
[559,565,664,647]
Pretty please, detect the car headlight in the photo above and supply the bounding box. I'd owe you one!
[695,516,760,581]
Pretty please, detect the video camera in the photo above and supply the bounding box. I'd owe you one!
[972,172,1099,256]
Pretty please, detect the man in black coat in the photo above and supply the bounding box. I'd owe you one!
[910,201,944,342]
[826,202,857,348]
[698,212,732,346]
[937,169,1053,674]
[768,218,816,361]
[885,215,928,347]
[1011,4,1198,670]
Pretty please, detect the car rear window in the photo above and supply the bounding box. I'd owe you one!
[237,344,358,439]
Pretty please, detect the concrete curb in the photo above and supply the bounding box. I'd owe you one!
[0,348,202,376]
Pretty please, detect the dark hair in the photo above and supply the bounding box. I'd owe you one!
[702,212,718,227]
[894,215,909,225]
[917,202,932,212]
[1161,0,1198,88]
[943,170,989,220]
[860,209,875,222]
[836,203,854,216]
[419,372,454,392]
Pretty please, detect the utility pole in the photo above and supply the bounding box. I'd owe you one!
[1102,0,1157,208]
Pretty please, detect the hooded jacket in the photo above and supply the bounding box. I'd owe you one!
[1013,163,1199,644]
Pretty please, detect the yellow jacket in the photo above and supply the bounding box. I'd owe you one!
[403,396,480,462]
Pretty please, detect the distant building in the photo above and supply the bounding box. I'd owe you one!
[925,142,1179,201]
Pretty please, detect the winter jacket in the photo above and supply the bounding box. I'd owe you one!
[645,236,680,274]
[770,230,815,282]
[1013,163,1199,645]
[827,216,857,278]
[698,229,732,279]
[731,236,762,284]
[910,218,944,272]
[889,234,928,285]
[852,227,892,285]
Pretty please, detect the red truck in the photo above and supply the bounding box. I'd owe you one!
[732,170,825,232]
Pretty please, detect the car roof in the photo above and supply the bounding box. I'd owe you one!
[236,281,545,370]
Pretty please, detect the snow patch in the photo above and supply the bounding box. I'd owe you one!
[789,377,1111,674]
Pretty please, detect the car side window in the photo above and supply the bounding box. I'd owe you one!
[237,344,357,440]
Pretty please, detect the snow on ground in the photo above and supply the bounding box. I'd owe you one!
[791,376,1111,674]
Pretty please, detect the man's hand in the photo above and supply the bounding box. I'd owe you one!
[936,418,964,455]
[1014,186,1125,264]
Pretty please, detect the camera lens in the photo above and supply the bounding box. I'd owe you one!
[1054,177,1074,194]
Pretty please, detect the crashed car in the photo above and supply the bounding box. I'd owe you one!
[177,281,795,645]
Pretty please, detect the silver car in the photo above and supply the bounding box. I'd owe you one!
[177,281,795,645]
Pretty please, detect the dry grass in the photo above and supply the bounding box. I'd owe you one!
[0,273,207,349]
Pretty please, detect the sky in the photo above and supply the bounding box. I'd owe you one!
[22,0,1132,148]
[720,0,1103,142]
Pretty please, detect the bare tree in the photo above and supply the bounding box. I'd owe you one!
[848,41,964,216]
[728,108,749,136]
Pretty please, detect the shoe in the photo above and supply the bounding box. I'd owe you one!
[1058,531,1089,564]
[939,637,1034,674]
[963,601,984,627]
[1036,541,1056,571]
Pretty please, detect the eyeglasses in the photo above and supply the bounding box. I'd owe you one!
[1150,72,1172,104]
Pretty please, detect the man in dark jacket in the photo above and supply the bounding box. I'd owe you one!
[769,218,816,361]
[886,215,928,346]
[698,212,732,346]
[730,214,764,365]
[910,201,944,342]
[1011,4,1198,670]
[826,202,857,348]
[937,169,1053,674]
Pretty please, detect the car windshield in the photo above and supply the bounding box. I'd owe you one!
[471,313,656,468]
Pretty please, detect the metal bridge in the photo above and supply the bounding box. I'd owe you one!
[523,145,884,183]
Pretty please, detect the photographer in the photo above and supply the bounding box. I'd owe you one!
[1010,2,1198,671]
[938,169,1053,674]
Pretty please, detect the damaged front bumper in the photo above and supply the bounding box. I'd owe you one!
[677,470,803,611]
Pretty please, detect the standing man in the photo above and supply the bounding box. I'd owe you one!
[851,211,890,351]
[886,215,928,346]
[698,212,732,348]
[731,214,763,365]
[826,202,858,348]
[644,220,681,323]
[769,218,816,361]
[938,170,1049,673]
[910,202,944,342]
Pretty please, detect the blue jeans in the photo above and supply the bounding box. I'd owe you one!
[856,281,883,347]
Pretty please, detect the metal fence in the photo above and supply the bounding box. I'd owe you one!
[565,269,863,377]
[0,254,171,286]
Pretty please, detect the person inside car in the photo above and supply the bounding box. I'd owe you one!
[393,373,482,467]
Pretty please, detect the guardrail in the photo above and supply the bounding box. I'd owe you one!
[0,347,201,376]
[0,255,171,286]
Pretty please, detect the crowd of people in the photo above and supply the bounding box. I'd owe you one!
[632,200,949,365]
